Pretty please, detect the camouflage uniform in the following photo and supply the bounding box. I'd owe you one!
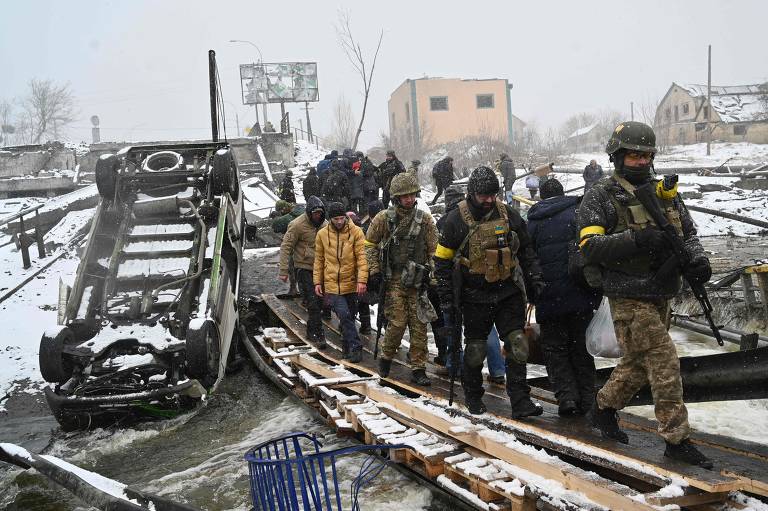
[579,174,703,444]
[365,206,438,370]
[600,297,688,443]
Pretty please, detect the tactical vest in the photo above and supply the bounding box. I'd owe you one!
[457,200,519,283]
[602,175,684,275]
[383,207,427,278]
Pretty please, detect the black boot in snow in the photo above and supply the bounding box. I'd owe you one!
[465,396,487,415]
[348,350,362,364]
[589,398,629,444]
[558,400,580,417]
[378,358,392,378]
[664,439,713,469]
[410,369,431,386]
[510,398,543,419]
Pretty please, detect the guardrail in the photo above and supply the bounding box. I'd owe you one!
[0,203,46,268]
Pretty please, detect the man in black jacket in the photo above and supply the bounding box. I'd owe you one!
[434,166,545,417]
[321,159,350,208]
[527,179,601,416]
[430,156,455,205]
[378,150,406,208]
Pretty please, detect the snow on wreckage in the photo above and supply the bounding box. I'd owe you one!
[39,140,245,430]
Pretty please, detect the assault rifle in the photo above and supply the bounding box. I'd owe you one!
[634,181,724,346]
[448,258,464,406]
[373,275,387,359]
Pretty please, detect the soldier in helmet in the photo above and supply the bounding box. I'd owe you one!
[578,121,713,469]
[434,166,545,417]
[365,172,438,386]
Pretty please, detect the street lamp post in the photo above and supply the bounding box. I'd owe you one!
[229,39,269,126]
[224,101,241,138]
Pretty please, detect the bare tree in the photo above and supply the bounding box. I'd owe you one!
[0,100,16,146]
[336,9,383,151]
[22,79,77,143]
[329,94,357,150]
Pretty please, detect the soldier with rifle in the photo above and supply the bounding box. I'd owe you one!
[578,121,714,469]
[434,167,545,416]
[365,173,438,386]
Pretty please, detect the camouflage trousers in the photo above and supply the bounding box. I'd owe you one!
[597,297,690,444]
[380,282,428,369]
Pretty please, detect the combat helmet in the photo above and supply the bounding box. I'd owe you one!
[467,166,500,195]
[605,121,657,156]
[389,172,421,197]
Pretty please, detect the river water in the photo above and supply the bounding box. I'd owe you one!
[1,248,766,510]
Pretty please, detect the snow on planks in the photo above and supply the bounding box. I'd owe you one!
[255,293,765,510]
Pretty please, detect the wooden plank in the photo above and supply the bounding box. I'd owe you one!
[288,355,650,511]
[278,295,761,494]
[646,490,728,507]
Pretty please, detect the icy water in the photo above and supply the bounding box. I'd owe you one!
[1,247,766,510]
[0,249,443,511]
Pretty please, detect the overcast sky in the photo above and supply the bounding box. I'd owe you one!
[2,0,767,150]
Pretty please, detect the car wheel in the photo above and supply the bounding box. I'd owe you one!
[39,327,75,383]
[186,319,220,387]
[212,149,237,196]
[95,154,119,199]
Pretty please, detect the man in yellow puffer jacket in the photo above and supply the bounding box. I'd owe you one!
[314,202,368,362]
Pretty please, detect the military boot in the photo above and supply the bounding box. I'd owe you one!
[348,350,362,364]
[465,396,487,415]
[378,358,392,378]
[510,397,543,419]
[558,400,580,417]
[664,439,713,470]
[410,369,431,386]
[588,398,629,444]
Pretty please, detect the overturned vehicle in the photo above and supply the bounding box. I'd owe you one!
[40,142,244,430]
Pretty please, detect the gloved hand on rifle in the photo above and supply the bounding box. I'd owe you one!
[634,227,674,266]
[367,272,382,295]
[684,258,712,286]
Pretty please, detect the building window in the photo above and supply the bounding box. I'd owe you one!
[430,96,448,111]
[703,106,710,119]
[695,122,706,132]
[674,105,679,121]
[476,94,494,109]
[734,125,747,136]
[682,103,690,114]
[391,112,396,130]
[405,102,410,120]
[665,108,671,121]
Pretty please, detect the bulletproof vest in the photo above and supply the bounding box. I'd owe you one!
[601,176,684,275]
[457,200,520,283]
[383,207,427,277]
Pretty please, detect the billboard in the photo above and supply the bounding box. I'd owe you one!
[239,62,319,105]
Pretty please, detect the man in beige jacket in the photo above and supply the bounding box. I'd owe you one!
[314,202,368,362]
[279,195,327,346]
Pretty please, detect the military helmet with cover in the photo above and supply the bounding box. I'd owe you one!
[467,166,500,195]
[389,172,421,197]
[605,121,657,155]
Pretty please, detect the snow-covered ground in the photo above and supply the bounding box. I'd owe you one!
[564,141,768,170]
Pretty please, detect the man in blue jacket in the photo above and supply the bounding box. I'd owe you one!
[527,179,601,416]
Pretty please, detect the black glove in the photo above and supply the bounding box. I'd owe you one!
[684,258,712,286]
[634,228,674,266]
[368,272,382,295]
[529,279,546,304]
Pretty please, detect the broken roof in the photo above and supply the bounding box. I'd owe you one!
[568,122,598,139]
[678,82,768,123]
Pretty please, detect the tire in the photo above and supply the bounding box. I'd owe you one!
[185,320,220,387]
[212,149,237,196]
[39,327,75,383]
[95,154,119,199]
[142,151,183,172]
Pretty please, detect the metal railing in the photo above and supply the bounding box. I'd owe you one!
[0,203,46,268]
[292,126,325,149]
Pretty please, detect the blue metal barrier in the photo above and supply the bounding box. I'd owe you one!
[245,432,408,511]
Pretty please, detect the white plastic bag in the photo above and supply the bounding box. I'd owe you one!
[586,298,623,358]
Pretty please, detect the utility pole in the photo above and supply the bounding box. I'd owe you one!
[630,102,634,121]
[304,101,313,140]
[706,44,712,156]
